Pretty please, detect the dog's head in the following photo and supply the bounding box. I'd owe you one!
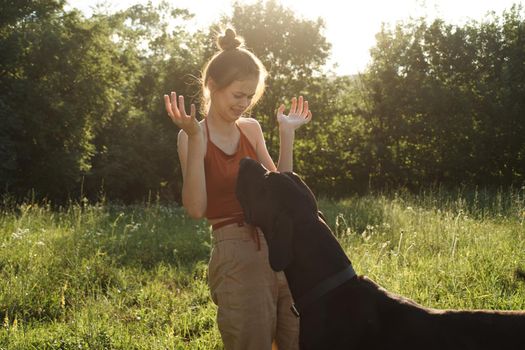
[236,157,318,271]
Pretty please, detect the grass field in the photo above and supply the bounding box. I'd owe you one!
[1,188,524,349]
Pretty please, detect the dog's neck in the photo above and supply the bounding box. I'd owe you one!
[283,217,354,301]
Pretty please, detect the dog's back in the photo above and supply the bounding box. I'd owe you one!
[348,277,525,350]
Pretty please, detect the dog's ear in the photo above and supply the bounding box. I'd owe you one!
[264,172,298,271]
[238,196,253,225]
[266,210,294,271]
[266,172,306,211]
[282,172,318,211]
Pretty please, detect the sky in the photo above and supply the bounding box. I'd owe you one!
[66,0,523,76]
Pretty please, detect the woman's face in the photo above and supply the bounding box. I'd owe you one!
[209,77,259,122]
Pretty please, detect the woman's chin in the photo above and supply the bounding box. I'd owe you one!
[231,111,244,119]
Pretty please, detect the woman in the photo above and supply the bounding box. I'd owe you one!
[164,28,311,350]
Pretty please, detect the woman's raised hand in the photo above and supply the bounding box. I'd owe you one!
[276,96,313,131]
[164,92,200,136]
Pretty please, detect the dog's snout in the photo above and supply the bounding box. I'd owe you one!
[238,157,270,181]
[239,157,250,169]
[239,157,260,173]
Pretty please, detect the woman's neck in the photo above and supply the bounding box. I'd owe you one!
[207,111,238,137]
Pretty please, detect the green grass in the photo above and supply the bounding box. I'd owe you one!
[1,188,525,349]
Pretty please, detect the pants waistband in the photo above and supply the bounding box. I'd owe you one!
[211,216,245,231]
[211,223,262,249]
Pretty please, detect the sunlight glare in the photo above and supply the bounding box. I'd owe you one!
[67,0,523,75]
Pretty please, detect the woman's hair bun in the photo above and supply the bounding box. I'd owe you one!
[217,28,243,51]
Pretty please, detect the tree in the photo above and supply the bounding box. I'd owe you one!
[0,0,205,202]
[358,4,525,189]
[84,2,205,202]
[0,1,124,200]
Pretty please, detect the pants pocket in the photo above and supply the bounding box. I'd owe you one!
[208,239,237,304]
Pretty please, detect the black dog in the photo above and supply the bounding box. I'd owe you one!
[236,157,525,350]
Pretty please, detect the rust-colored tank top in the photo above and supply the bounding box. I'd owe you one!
[204,118,258,220]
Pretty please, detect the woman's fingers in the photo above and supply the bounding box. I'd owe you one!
[164,92,198,130]
[302,101,309,118]
[277,104,285,116]
[286,96,309,117]
[190,103,196,119]
[164,94,172,116]
[177,94,197,120]
[170,92,179,115]
[305,110,313,123]
[178,95,188,117]
[289,97,297,115]
[296,96,304,116]
[165,92,183,125]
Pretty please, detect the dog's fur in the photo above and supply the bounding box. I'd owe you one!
[236,157,525,350]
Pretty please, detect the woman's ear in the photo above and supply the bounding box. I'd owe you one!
[207,78,218,94]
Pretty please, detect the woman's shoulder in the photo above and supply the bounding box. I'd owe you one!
[237,117,263,150]
[237,116,259,125]
[237,116,262,132]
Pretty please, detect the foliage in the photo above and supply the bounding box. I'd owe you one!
[0,198,216,349]
[358,5,525,190]
[1,1,524,202]
[1,191,524,348]
[0,1,204,203]
[83,2,204,203]
[1,1,114,200]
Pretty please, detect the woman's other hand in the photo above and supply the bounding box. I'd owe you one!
[164,92,200,136]
[276,96,312,132]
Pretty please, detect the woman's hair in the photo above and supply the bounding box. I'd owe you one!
[200,28,267,115]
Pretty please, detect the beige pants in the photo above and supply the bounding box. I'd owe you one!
[208,223,299,350]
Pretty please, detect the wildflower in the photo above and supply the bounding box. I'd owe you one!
[3,311,8,329]
[12,228,29,240]
[60,282,69,317]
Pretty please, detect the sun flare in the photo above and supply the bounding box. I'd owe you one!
[67,0,522,75]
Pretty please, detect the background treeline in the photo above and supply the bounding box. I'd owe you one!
[1,0,524,203]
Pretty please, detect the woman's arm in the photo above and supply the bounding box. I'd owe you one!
[243,96,311,173]
[177,129,207,218]
[276,128,295,172]
[276,96,312,172]
[165,92,207,219]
